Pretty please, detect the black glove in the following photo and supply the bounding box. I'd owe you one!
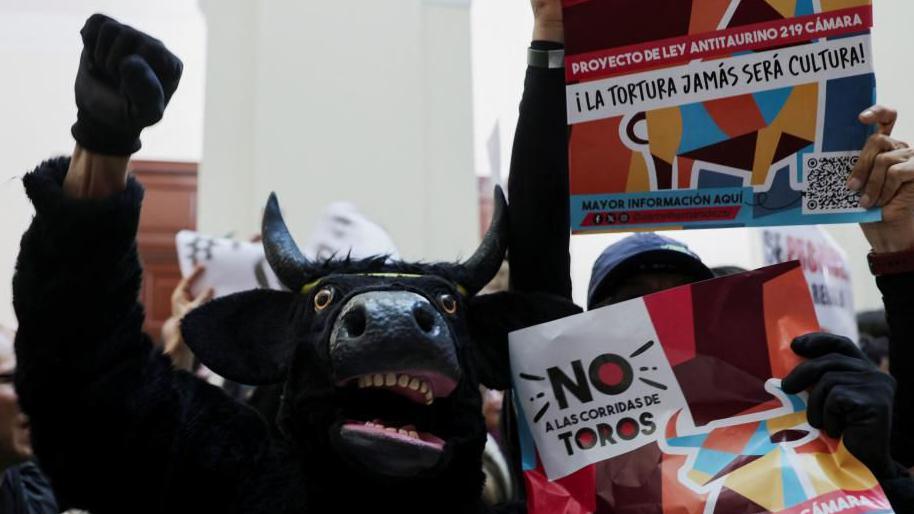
[782,333,899,481]
[71,14,183,156]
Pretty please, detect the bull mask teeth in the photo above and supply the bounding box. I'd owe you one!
[356,421,430,443]
[354,373,434,404]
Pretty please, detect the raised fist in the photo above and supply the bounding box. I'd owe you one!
[71,14,183,156]
[531,0,564,42]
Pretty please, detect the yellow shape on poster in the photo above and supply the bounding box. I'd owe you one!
[646,107,683,165]
[751,84,818,186]
[797,454,843,496]
[766,412,807,434]
[723,448,785,511]
[626,152,651,192]
[765,0,797,19]
[687,468,713,486]
[821,0,871,13]
[805,443,878,492]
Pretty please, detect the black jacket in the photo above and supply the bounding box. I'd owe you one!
[11,158,527,514]
[13,158,306,514]
[0,462,58,514]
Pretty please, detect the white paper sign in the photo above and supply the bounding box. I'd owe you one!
[176,231,283,298]
[175,202,400,298]
[509,298,689,480]
[760,226,858,341]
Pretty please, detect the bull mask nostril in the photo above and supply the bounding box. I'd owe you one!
[342,306,368,338]
[413,304,437,334]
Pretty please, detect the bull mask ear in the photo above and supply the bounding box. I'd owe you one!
[467,291,582,390]
[181,289,297,385]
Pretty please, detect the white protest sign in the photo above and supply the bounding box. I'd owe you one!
[509,298,689,480]
[761,226,858,341]
[176,202,399,298]
[176,231,283,298]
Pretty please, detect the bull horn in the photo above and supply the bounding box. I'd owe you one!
[458,186,508,296]
[262,193,315,291]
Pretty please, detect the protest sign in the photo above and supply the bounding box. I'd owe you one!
[510,262,893,513]
[176,230,283,298]
[175,202,399,297]
[563,0,880,233]
[761,226,858,341]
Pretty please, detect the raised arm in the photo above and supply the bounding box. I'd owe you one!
[12,15,276,513]
[507,0,572,300]
[847,106,914,474]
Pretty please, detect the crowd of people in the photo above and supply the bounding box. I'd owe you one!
[2,0,914,512]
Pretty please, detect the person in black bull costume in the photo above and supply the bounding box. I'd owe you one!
[12,13,582,514]
[10,9,914,514]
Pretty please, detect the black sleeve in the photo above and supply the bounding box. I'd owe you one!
[876,271,914,468]
[507,42,573,300]
[880,464,914,512]
[0,462,59,514]
[12,158,280,513]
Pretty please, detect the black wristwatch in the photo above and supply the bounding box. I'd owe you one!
[528,47,564,69]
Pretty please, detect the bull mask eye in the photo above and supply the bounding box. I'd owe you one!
[314,287,335,311]
[438,294,458,315]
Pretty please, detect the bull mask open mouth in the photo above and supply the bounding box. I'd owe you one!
[328,288,463,477]
[179,187,507,478]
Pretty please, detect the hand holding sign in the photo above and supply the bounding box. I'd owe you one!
[783,333,898,481]
[171,265,215,320]
[161,265,214,370]
[851,106,914,252]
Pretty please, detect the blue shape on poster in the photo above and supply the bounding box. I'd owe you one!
[754,87,793,125]
[678,103,730,154]
[697,169,745,189]
[823,75,876,152]
[795,143,814,182]
[795,0,814,16]
[753,165,802,218]
[693,449,737,476]
[780,452,809,507]
[743,422,776,456]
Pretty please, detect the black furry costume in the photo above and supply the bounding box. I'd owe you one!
[13,156,579,514]
[10,14,588,514]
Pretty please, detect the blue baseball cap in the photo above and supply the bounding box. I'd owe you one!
[587,233,713,309]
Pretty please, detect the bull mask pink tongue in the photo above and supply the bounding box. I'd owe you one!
[342,420,445,451]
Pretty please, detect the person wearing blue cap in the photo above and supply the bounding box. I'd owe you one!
[503,1,914,510]
[585,233,714,309]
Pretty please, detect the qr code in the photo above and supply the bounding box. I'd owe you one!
[803,151,863,214]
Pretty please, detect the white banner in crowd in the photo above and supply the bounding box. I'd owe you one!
[760,226,858,341]
[176,231,283,298]
[176,202,400,297]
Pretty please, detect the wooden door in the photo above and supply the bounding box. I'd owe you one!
[132,161,198,341]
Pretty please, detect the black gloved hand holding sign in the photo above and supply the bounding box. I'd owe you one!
[782,333,901,481]
[71,13,183,156]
